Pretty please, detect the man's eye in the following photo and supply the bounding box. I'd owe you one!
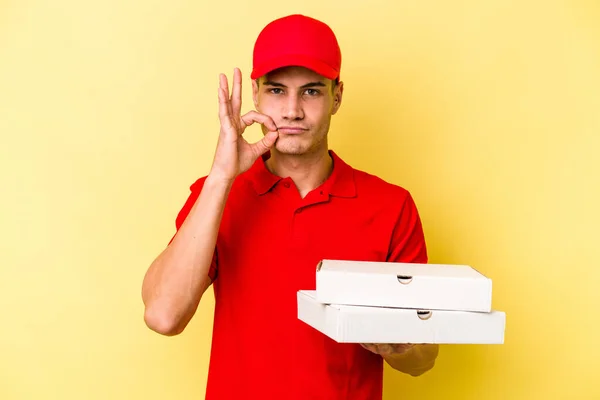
[304,89,319,96]
[269,88,283,94]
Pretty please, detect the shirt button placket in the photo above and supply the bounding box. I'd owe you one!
[291,205,306,250]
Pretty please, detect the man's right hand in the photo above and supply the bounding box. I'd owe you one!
[209,67,279,183]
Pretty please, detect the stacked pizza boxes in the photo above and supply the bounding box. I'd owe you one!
[297,260,506,344]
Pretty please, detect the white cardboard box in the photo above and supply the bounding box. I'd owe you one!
[298,290,506,344]
[315,259,493,312]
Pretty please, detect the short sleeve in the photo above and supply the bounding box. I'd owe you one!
[168,176,218,282]
[387,191,428,264]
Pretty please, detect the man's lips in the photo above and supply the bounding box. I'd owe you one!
[277,126,308,135]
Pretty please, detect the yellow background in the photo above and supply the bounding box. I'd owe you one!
[1,0,599,399]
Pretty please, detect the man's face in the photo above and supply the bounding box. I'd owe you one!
[252,66,343,156]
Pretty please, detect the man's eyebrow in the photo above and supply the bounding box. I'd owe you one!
[262,81,286,87]
[300,81,327,89]
[262,81,327,89]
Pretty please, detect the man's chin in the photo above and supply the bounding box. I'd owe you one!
[273,140,308,155]
[274,148,306,156]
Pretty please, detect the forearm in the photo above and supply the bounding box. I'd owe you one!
[142,174,232,335]
[384,344,439,376]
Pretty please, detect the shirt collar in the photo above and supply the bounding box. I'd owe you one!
[246,150,356,198]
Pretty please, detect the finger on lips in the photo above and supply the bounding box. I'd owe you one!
[241,111,278,132]
[220,70,280,134]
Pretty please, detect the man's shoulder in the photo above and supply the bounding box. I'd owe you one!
[350,165,411,200]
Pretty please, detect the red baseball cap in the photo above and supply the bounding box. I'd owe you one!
[250,14,342,81]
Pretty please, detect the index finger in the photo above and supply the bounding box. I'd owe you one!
[240,111,278,132]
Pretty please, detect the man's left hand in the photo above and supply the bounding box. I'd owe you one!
[360,343,415,357]
[361,343,439,376]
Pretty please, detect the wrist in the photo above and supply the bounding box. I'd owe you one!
[206,171,236,189]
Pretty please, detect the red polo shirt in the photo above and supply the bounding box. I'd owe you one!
[172,150,428,400]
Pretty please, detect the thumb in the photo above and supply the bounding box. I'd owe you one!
[252,130,279,155]
[263,130,279,148]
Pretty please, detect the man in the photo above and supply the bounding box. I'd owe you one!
[142,14,439,399]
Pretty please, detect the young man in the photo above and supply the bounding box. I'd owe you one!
[142,14,439,399]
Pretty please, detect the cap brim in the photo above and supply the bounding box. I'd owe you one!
[251,53,339,80]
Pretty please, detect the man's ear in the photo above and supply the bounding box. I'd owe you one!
[252,79,259,109]
[331,81,344,115]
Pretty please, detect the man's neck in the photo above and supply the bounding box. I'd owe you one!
[265,148,333,199]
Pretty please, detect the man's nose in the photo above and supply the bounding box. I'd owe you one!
[282,95,304,120]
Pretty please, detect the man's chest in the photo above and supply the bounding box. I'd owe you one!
[216,196,394,292]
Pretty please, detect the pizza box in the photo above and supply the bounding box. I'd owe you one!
[297,290,506,344]
[315,259,493,312]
